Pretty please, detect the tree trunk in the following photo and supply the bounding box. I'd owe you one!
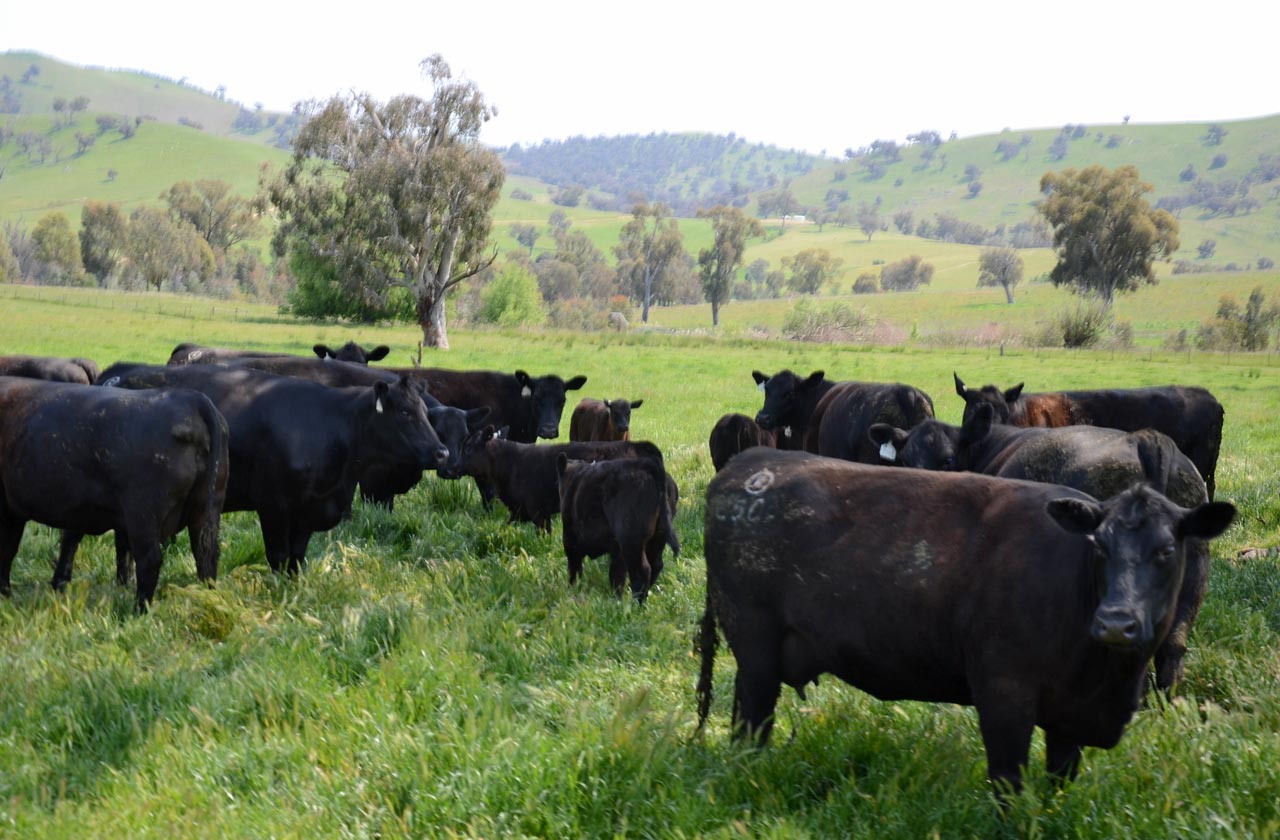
[711,298,720,327]
[1004,284,1015,304]
[418,289,450,349]
[642,265,653,323]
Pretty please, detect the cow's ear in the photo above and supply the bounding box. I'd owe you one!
[515,370,533,398]
[751,370,769,386]
[565,375,587,391]
[466,407,491,428]
[1179,501,1236,540]
[868,424,908,462]
[630,399,643,410]
[373,380,390,414]
[804,371,826,387]
[1005,383,1025,402]
[314,344,333,360]
[962,403,994,444]
[604,399,612,408]
[366,345,390,362]
[953,372,968,398]
[1046,497,1105,534]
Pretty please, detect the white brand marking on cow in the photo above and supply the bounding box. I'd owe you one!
[784,426,792,439]
[189,350,204,361]
[102,376,121,387]
[744,468,775,495]
[521,386,532,398]
[375,398,383,414]
[880,441,897,462]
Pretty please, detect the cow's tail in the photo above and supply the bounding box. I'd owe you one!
[694,586,718,736]
[1134,428,1177,496]
[192,393,227,583]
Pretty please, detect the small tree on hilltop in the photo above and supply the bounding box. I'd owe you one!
[1039,164,1179,309]
[978,246,1023,304]
[782,248,844,295]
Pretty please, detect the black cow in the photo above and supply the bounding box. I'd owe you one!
[0,354,100,384]
[869,405,1214,692]
[557,453,680,602]
[458,427,670,532]
[97,363,447,574]
[708,413,775,472]
[167,341,390,366]
[394,368,586,507]
[751,369,933,461]
[953,372,1225,499]
[0,376,228,609]
[697,447,1235,797]
[569,397,642,442]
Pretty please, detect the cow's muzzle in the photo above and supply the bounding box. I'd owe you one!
[1091,606,1144,647]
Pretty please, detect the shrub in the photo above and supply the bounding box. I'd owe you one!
[1258,257,1275,270]
[781,299,873,343]
[851,272,880,294]
[880,255,934,292]
[510,188,533,201]
[1054,299,1112,348]
[478,264,547,327]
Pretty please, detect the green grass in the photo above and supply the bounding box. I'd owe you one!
[2,289,1280,836]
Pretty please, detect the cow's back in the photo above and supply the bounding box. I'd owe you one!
[708,413,774,471]
[0,355,96,385]
[810,381,935,461]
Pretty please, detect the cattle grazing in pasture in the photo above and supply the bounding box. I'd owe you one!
[167,340,390,367]
[869,404,1217,692]
[458,427,674,532]
[96,363,448,574]
[557,452,680,602]
[569,397,643,442]
[395,368,587,507]
[953,372,1225,499]
[708,412,775,472]
[0,354,100,384]
[0,376,228,610]
[751,369,934,461]
[697,447,1235,798]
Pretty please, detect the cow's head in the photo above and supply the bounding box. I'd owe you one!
[516,370,587,439]
[1048,486,1235,650]
[954,372,1022,427]
[869,404,994,470]
[314,341,391,365]
[365,375,450,470]
[428,405,492,479]
[457,424,508,480]
[752,369,824,436]
[605,398,642,437]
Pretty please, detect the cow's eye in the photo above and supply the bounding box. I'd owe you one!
[1154,544,1177,564]
[399,408,411,418]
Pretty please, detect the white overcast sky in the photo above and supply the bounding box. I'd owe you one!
[5,0,1276,155]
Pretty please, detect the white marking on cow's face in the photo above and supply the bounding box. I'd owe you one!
[783,426,792,439]
[880,441,897,462]
[375,398,384,414]
[521,386,532,398]
[102,376,121,387]
[744,469,775,495]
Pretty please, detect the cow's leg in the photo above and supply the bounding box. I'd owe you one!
[1044,729,1082,785]
[258,510,291,574]
[187,509,220,586]
[0,519,27,596]
[474,477,498,511]
[130,534,164,612]
[607,550,628,598]
[620,541,651,603]
[51,530,85,590]
[644,532,666,588]
[563,535,585,585]
[730,656,781,745]
[972,684,1036,800]
[1155,539,1210,694]
[114,530,133,585]
[286,526,311,576]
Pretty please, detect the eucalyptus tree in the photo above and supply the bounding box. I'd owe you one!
[266,55,504,348]
[696,205,764,327]
[614,201,684,322]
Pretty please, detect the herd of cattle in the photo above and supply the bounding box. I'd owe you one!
[0,342,1241,800]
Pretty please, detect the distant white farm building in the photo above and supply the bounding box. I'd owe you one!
[783,214,806,223]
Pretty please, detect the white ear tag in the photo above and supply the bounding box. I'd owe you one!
[757,381,766,392]
[521,386,532,398]
[375,398,384,414]
[880,441,897,461]
[784,426,793,439]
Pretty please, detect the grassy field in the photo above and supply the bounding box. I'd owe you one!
[2,287,1280,837]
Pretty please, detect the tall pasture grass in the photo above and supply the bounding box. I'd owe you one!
[2,291,1280,836]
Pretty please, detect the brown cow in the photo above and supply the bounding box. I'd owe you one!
[557,453,680,602]
[708,413,775,472]
[569,397,643,441]
[698,447,1235,799]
